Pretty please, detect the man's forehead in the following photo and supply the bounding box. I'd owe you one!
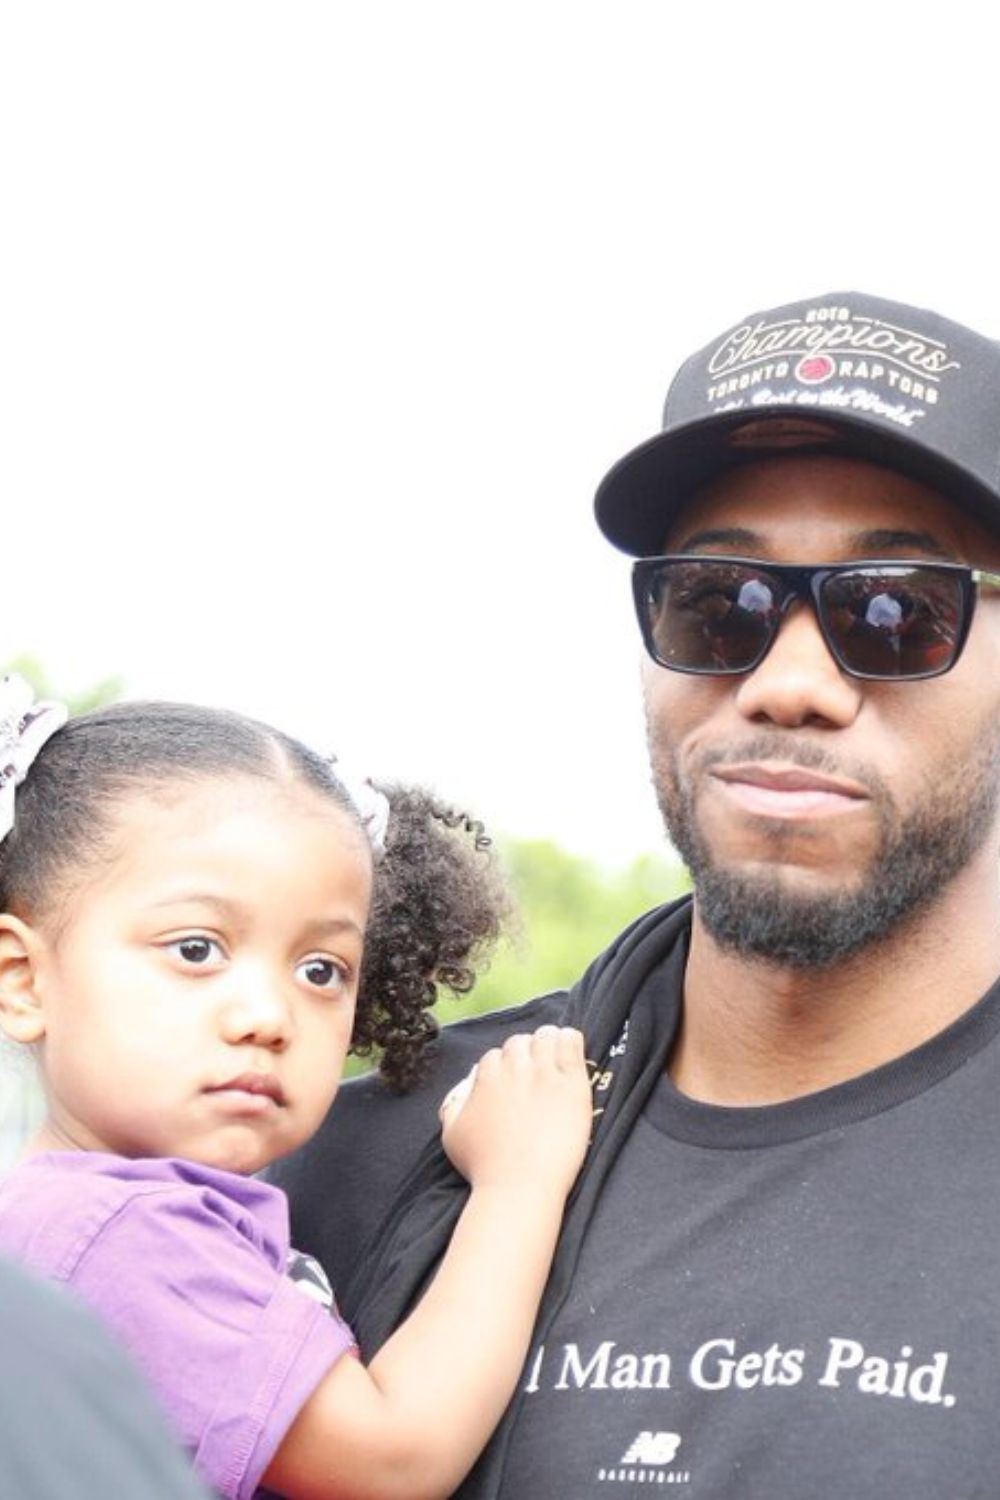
[662,452,1000,565]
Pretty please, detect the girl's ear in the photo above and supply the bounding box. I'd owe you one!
[0,914,47,1044]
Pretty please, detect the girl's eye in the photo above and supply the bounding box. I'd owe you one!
[165,936,223,966]
[296,956,349,992]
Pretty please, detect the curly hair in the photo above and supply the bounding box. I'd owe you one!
[353,784,509,1089]
[0,700,510,1091]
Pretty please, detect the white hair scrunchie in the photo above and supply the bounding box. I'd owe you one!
[330,760,391,855]
[0,674,69,842]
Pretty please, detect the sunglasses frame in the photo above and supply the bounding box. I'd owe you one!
[631,555,1000,682]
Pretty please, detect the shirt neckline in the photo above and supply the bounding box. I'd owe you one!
[642,967,1000,1149]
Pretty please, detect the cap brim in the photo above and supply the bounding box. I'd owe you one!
[594,409,1000,556]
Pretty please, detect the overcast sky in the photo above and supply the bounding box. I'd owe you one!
[0,2,993,863]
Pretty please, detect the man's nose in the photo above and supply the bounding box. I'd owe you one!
[733,602,864,729]
[217,966,292,1050]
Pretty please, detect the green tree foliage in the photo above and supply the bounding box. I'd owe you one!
[434,838,690,1025]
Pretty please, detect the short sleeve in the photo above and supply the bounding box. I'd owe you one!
[68,1186,355,1500]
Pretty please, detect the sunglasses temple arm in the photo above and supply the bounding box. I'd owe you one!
[973,569,1000,597]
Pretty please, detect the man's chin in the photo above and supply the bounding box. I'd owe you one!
[689,861,880,969]
[707,856,864,901]
[671,804,913,969]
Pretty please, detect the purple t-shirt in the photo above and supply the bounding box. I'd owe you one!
[0,1153,356,1499]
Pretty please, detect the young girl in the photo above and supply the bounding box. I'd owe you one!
[0,682,592,1500]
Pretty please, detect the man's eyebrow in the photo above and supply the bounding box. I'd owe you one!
[670,527,760,554]
[667,526,955,559]
[847,528,953,558]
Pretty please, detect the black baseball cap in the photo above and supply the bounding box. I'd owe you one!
[595,291,1000,556]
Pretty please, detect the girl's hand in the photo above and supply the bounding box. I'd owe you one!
[269,1025,595,1500]
[439,1025,592,1197]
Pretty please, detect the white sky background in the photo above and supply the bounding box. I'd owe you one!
[0,1,995,864]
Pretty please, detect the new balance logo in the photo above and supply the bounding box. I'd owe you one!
[620,1432,681,1465]
[597,1430,690,1485]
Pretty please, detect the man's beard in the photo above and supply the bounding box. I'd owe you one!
[652,730,1000,969]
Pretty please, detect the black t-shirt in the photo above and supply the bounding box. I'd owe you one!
[499,1007,1000,1497]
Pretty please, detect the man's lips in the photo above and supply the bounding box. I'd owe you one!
[205,1072,287,1108]
[709,762,869,819]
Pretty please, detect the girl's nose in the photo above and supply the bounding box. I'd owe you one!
[217,969,292,1050]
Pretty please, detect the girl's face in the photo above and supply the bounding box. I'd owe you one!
[17,774,372,1175]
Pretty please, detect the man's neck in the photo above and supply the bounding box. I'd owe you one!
[670,866,1000,1107]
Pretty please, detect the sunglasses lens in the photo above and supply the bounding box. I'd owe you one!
[641,560,781,673]
[819,567,965,678]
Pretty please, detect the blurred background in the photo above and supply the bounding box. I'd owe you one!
[0,0,994,1156]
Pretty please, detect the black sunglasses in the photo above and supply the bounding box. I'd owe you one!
[631,555,1000,681]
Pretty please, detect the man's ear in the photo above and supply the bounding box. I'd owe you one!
[0,914,48,1045]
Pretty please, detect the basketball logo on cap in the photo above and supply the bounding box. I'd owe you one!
[795,354,835,385]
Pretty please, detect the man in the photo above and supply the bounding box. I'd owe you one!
[273,291,1000,1496]
[0,1254,209,1498]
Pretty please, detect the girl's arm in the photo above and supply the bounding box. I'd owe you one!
[263,1024,591,1500]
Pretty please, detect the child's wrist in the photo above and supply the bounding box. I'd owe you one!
[467,1172,575,1208]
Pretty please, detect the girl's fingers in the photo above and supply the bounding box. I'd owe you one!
[528,1024,586,1072]
[441,1026,588,1121]
[500,1032,534,1065]
[555,1026,585,1069]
